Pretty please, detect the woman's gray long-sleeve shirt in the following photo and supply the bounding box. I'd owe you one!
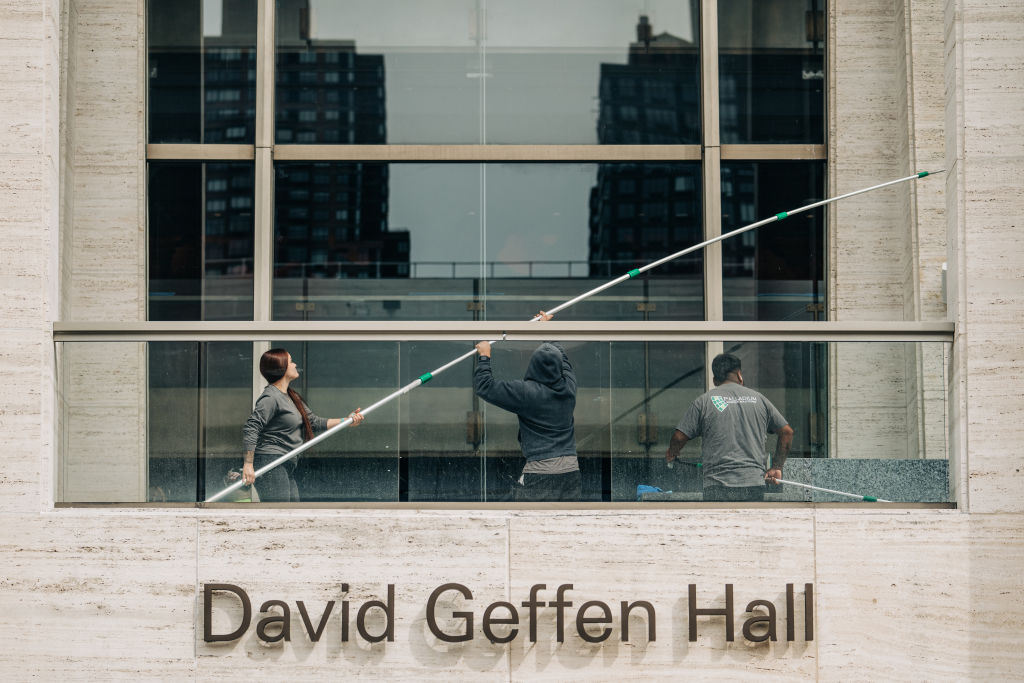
[242,385,328,456]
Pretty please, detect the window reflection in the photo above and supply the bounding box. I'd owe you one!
[61,341,949,503]
[718,0,825,144]
[148,0,257,143]
[274,0,699,144]
[149,163,255,321]
[273,162,703,322]
[721,161,824,322]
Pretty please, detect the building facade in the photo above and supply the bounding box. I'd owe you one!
[2,0,1023,678]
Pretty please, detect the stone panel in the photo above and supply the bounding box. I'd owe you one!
[508,511,817,679]
[816,510,1024,680]
[0,330,47,511]
[196,512,511,680]
[947,0,1024,512]
[815,510,971,680]
[0,512,197,679]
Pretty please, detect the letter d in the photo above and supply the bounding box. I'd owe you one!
[204,583,252,642]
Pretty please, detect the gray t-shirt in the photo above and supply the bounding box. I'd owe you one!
[676,382,788,488]
[242,385,328,456]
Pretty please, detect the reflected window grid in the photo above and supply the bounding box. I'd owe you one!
[139,1,842,504]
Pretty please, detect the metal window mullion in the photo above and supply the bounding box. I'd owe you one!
[252,0,276,403]
[255,0,274,151]
[701,0,723,388]
[253,0,274,323]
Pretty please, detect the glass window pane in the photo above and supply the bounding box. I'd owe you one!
[608,342,705,501]
[718,0,825,144]
[60,341,950,504]
[149,162,254,321]
[273,162,702,322]
[274,0,699,144]
[721,161,824,322]
[148,0,257,143]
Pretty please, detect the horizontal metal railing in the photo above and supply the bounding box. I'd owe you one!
[53,320,954,343]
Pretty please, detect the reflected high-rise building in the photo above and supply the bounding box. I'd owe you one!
[589,16,701,278]
[274,0,409,280]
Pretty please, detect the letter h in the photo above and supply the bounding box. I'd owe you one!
[688,584,734,642]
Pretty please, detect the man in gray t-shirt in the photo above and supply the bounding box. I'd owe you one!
[664,353,794,501]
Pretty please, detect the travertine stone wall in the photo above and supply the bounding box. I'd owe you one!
[2,1,1024,678]
[829,0,907,460]
[0,509,1021,679]
[0,0,61,512]
[945,0,1024,512]
[829,0,948,462]
[58,0,147,501]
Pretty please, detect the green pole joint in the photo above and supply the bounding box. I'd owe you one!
[627,268,641,278]
[917,171,929,178]
[863,495,878,502]
[419,372,433,383]
[775,211,788,220]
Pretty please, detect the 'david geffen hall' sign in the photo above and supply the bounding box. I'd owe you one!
[204,582,814,646]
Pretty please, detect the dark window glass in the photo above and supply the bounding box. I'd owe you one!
[718,0,825,143]
[149,163,254,321]
[720,160,827,462]
[148,341,254,502]
[273,162,702,322]
[148,0,256,143]
[274,0,699,144]
[721,161,824,322]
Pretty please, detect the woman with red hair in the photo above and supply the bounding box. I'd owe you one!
[241,348,363,501]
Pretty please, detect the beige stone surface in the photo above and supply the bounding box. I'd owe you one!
[0,0,60,515]
[195,512,512,680]
[816,510,1024,680]
[508,511,817,679]
[64,0,144,322]
[0,509,1017,680]
[945,0,1024,512]
[0,512,197,679]
[830,1,905,322]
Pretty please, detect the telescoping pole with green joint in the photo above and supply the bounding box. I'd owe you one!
[773,479,891,503]
[205,170,943,503]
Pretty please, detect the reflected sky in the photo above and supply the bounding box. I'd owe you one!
[388,164,595,266]
[302,0,697,144]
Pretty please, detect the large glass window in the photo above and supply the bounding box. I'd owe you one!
[148,162,255,321]
[273,162,703,322]
[122,0,888,506]
[148,0,257,143]
[721,161,824,322]
[59,341,950,503]
[274,0,701,144]
[718,0,825,144]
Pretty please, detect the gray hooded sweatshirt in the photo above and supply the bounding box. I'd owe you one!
[473,342,577,462]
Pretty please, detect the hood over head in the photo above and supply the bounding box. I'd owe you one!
[524,343,566,390]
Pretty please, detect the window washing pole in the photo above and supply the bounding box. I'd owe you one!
[205,170,943,503]
[774,479,891,503]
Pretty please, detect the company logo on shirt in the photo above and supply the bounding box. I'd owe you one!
[712,395,757,412]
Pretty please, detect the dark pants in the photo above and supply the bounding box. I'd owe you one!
[254,455,300,502]
[703,485,765,502]
[516,470,582,502]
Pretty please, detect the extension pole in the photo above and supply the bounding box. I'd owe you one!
[205,170,942,503]
[774,478,891,503]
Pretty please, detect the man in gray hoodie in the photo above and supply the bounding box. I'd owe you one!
[474,313,580,501]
